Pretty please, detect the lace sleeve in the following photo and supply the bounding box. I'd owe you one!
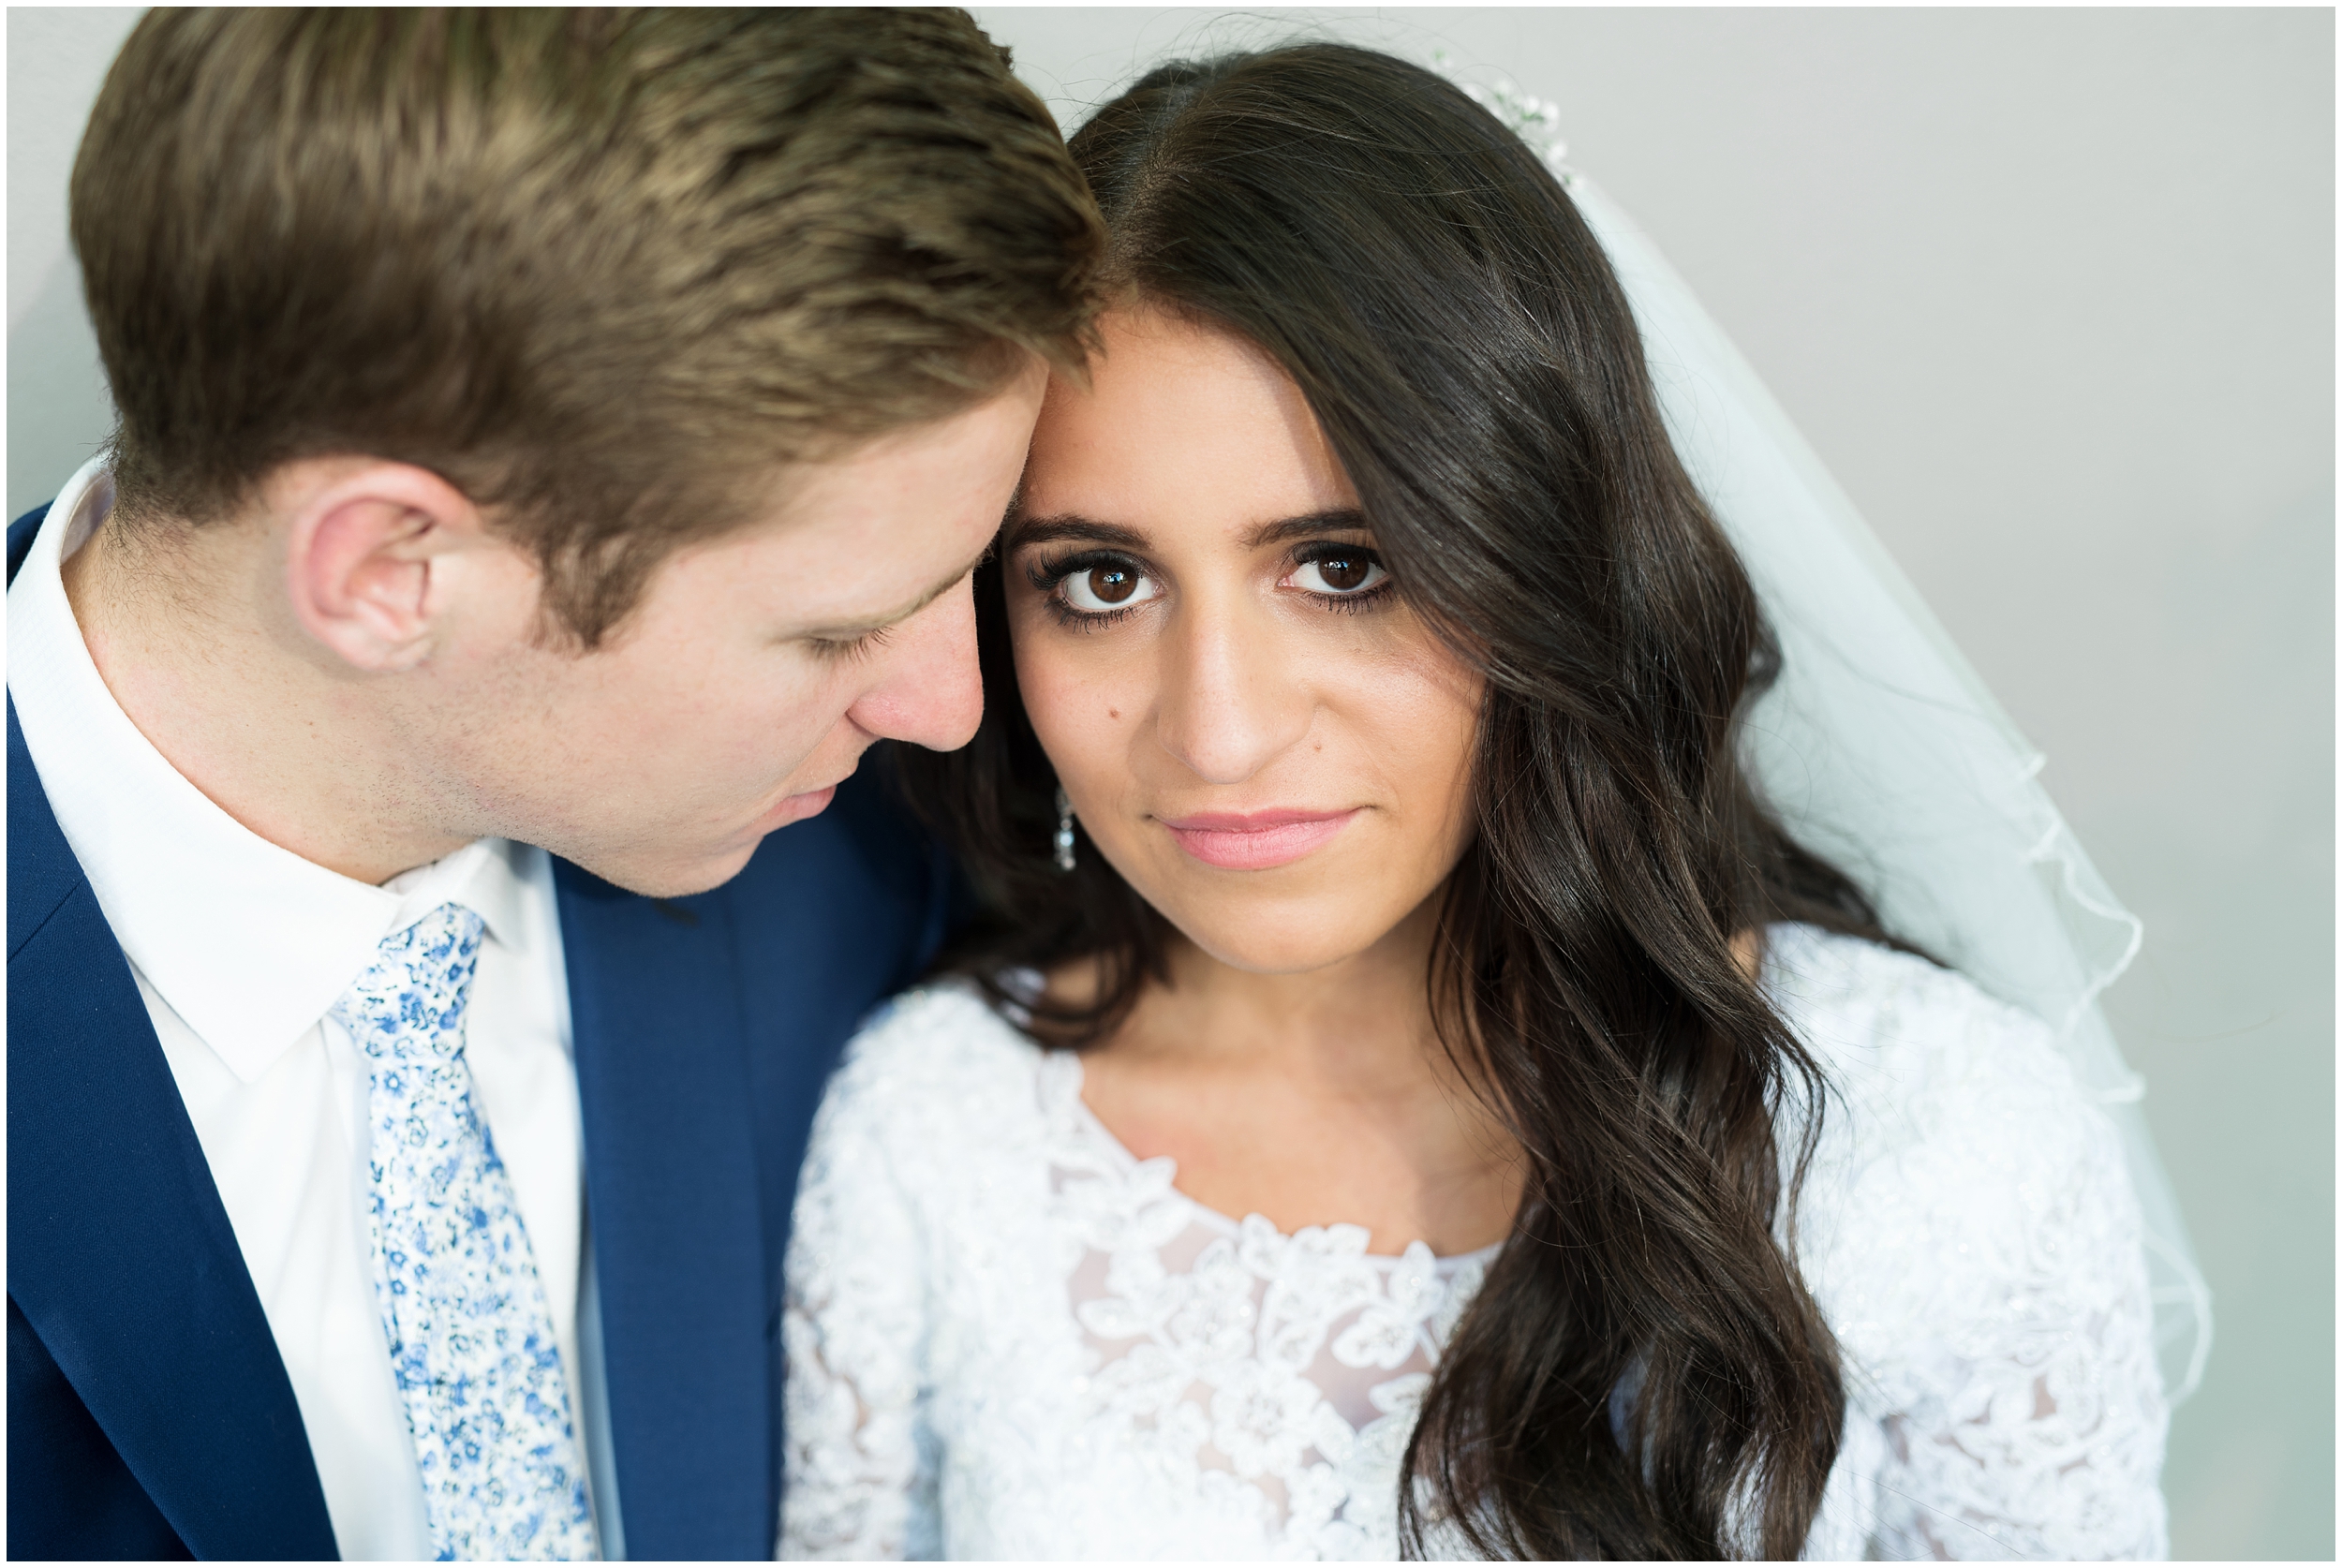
[779,1043,939,1561]
[1797,947,2172,1561]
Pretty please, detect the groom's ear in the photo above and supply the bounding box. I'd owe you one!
[278,459,508,673]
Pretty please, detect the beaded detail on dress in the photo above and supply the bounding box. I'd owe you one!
[780,925,2169,1561]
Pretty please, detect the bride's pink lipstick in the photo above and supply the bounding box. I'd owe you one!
[1160,807,1360,870]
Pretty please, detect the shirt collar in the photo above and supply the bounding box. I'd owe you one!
[7,460,534,1083]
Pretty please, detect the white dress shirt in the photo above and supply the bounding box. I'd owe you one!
[7,459,623,1560]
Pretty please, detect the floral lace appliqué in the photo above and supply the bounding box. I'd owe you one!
[1039,1051,1487,1560]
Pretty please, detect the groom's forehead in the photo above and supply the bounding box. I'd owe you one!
[621,380,1039,638]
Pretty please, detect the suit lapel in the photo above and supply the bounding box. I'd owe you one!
[7,701,339,1560]
[8,503,46,579]
[557,861,773,1560]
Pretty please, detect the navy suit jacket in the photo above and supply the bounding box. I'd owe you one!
[6,504,953,1559]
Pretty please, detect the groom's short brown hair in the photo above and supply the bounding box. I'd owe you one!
[71,7,1100,643]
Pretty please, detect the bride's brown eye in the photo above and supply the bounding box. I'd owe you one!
[1287,549,1388,598]
[1052,555,1164,614]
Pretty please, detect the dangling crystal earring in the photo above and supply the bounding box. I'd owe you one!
[1053,787,1077,872]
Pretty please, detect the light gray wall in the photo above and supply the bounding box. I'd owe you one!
[7,7,141,513]
[9,7,2331,1558]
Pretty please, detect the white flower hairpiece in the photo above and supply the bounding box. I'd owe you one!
[1430,51,1576,184]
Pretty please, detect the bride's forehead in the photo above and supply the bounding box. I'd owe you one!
[1050,306,1301,417]
[1027,314,1352,528]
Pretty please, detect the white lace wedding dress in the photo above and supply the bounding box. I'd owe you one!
[778,925,2169,1560]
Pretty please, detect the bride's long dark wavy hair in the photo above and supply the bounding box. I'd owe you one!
[897,43,1901,1559]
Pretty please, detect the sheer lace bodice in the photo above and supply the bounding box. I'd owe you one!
[780,925,2169,1560]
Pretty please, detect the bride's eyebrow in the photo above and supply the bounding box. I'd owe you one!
[1005,514,1149,552]
[1241,509,1371,549]
[1005,509,1370,555]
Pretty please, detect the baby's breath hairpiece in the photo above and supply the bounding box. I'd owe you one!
[1430,50,1578,186]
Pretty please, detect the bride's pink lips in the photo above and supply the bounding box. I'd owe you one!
[1159,807,1361,870]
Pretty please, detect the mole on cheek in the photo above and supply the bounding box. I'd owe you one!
[1108,708,1120,720]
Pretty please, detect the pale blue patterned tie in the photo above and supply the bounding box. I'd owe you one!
[333,903,599,1561]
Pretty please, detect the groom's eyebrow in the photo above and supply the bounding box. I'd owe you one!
[798,542,994,640]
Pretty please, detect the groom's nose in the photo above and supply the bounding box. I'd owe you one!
[844,572,984,752]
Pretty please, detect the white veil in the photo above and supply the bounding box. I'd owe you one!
[1454,81,2212,1406]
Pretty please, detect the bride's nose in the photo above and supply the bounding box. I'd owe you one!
[1151,601,1313,786]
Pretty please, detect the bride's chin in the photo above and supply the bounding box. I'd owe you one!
[1112,842,1452,979]
[1157,902,1400,978]
[1189,936,1364,977]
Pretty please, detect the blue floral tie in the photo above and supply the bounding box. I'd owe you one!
[333,903,599,1561]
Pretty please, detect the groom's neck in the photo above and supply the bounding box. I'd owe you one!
[62,510,470,887]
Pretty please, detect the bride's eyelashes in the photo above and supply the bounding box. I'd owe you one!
[1026,541,1396,628]
[1279,542,1392,611]
[1028,549,1164,629]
